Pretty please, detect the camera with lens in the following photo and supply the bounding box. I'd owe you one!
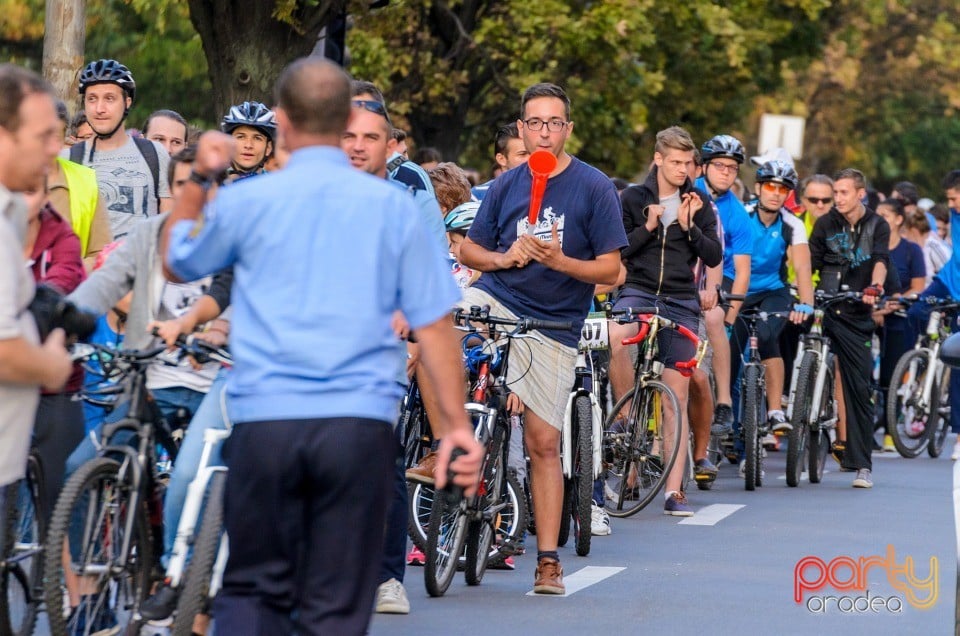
[27,285,98,343]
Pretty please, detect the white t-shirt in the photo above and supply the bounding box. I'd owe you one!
[0,186,40,487]
[660,190,681,227]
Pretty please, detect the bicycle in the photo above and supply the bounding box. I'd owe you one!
[423,306,565,597]
[602,306,699,517]
[887,296,958,458]
[722,294,793,491]
[557,311,607,556]
[0,452,44,636]
[783,290,853,487]
[42,337,205,636]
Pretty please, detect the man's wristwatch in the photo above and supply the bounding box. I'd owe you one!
[188,170,214,191]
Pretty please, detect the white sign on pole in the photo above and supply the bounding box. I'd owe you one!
[757,114,805,160]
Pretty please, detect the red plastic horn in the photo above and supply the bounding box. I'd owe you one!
[527,149,557,231]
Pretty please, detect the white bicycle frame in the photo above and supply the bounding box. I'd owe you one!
[786,308,837,430]
[165,426,231,588]
[561,314,606,480]
[899,310,948,412]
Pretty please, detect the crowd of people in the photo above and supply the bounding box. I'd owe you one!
[0,52,958,636]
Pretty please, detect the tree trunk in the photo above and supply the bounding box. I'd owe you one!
[43,0,86,112]
[186,0,344,118]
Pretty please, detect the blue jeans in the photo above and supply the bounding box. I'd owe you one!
[64,386,206,561]
[906,278,960,433]
[163,370,229,567]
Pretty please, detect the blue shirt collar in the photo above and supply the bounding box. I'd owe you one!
[285,145,350,169]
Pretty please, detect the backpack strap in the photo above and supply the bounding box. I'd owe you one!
[69,141,85,165]
[132,136,161,212]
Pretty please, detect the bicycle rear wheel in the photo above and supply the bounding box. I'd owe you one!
[927,367,950,458]
[43,457,153,636]
[601,381,681,518]
[786,352,816,487]
[0,454,44,636]
[887,349,934,458]
[571,396,594,557]
[742,365,762,491]
[424,489,468,597]
[173,470,226,636]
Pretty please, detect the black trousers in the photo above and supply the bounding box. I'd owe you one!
[824,308,876,471]
[33,392,85,522]
[214,417,395,636]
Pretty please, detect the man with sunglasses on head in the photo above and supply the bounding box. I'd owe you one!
[459,82,627,595]
[695,134,755,437]
[734,161,814,446]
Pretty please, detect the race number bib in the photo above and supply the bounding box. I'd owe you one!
[579,312,609,351]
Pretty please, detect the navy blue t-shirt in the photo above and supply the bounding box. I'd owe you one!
[889,238,925,294]
[468,156,627,347]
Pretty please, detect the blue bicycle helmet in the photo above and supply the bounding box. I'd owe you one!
[79,59,136,102]
[701,134,745,164]
[444,201,480,233]
[221,101,277,142]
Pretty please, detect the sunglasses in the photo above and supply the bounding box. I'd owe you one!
[805,196,833,205]
[761,182,790,195]
[351,99,392,125]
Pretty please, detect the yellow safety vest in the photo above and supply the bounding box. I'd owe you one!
[56,157,99,255]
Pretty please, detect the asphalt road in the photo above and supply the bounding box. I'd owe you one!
[371,441,957,636]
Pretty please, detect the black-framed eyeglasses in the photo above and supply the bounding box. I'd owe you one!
[806,196,833,205]
[523,118,568,133]
[352,99,392,125]
[708,161,739,175]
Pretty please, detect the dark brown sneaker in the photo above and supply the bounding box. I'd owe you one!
[405,451,437,484]
[533,558,565,595]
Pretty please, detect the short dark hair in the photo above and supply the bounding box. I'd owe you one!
[392,127,406,143]
[520,83,570,120]
[834,168,866,191]
[55,100,69,126]
[942,170,960,192]
[350,79,385,103]
[414,146,442,165]
[877,197,905,218]
[143,109,188,139]
[0,64,54,133]
[168,145,196,188]
[494,122,520,157]
[892,181,919,204]
[275,57,351,136]
[69,111,89,136]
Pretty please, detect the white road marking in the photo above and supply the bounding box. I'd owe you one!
[525,566,625,597]
[953,460,960,584]
[678,503,745,526]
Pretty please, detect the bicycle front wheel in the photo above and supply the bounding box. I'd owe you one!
[173,470,226,636]
[786,352,816,487]
[927,367,950,458]
[742,365,762,491]
[0,454,44,636]
[887,349,934,458]
[43,457,153,636]
[465,424,505,586]
[571,396,594,557]
[601,380,681,518]
[424,490,468,597]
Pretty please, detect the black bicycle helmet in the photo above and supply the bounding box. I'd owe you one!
[78,59,136,102]
[756,160,799,190]
[221,101,277,141]
[701,134,745,164]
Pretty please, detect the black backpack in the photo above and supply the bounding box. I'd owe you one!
[69,136,161,212]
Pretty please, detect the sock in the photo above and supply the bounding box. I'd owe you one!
[664,490,677,501]
[537,550,559,563]
[769,409,784,419]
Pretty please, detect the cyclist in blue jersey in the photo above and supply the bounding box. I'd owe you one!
[733,161,813,449]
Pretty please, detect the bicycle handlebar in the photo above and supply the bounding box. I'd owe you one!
[452,306,573,334]
[615,309,700,377]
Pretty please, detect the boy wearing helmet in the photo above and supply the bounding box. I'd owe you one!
[67,59,172,240]
[732,161,814,440]
[221,101,276,181]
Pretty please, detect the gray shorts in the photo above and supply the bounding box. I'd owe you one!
[459,287,576,431]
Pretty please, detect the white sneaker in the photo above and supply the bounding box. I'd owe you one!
[951,441,960,461]
[590,503,612,536]
[375,578,410,614]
